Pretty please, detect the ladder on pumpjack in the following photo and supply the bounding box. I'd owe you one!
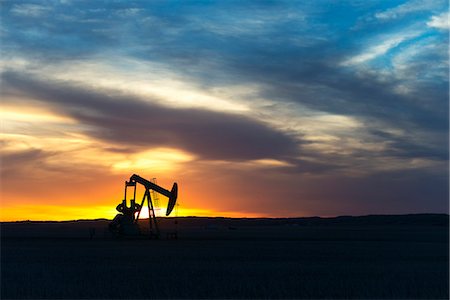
[151,178,160,217]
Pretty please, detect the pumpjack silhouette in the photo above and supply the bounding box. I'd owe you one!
[109,174,178,238]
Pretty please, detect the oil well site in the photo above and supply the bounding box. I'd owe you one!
[1,174,449,299]
[2,0,449,298]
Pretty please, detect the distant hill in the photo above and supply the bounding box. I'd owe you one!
[2,213,449,226]
[166,214,450,227]
[1,214,448,240]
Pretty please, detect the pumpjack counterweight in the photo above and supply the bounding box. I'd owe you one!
[109,174,178,238]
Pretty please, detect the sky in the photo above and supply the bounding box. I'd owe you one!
[0,0,449,221]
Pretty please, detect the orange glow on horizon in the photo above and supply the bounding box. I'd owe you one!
[0,203,268,222]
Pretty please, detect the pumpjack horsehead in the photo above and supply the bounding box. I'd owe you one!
[109,174,178,238]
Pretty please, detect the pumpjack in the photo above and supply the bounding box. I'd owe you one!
[109,174,178,238]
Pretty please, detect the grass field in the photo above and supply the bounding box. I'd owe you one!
[1,215,449,299]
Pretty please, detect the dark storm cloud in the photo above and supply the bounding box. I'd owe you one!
[1,71,299,161]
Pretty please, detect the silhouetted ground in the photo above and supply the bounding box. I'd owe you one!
[1,214,449,299]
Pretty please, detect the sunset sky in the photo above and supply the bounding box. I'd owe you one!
[1,0,448,221]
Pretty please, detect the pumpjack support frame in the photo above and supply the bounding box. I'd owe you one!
[109,174,178,238]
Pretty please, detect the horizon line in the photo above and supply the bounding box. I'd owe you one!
[1,213,448,223]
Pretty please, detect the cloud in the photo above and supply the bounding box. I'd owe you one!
[1,148,48,177]
[427,11,450,30]
[2,0,447,174]
[1,71,299,161]
[342,31,422,65]
[374,0,444,20]
[10,4,51,17]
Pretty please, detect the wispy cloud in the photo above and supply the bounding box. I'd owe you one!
[10,3,51,17]
[427,11,450,30]
[375,0,444,20]
[342,31,422,65]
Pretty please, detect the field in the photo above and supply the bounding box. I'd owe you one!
[1,215,449,299]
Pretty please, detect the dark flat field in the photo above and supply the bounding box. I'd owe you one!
[1,214,449,299]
